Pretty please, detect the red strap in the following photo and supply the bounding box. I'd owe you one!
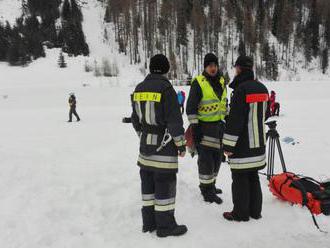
[246,93,269,103]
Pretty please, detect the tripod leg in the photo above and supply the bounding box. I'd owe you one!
[267,138,271,180]
[275,137,287,173]
[267,137,275,180]
[270,138,276,178]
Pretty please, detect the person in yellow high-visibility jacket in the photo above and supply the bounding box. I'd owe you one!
[186,53,228,204]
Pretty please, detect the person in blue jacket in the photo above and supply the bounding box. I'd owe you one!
[177,90,186,115]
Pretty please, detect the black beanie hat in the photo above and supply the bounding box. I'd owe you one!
[204,53,219,68]
[234,55,254,69]
[149,54,170,74]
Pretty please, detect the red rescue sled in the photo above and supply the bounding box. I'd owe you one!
[269,172,330,216]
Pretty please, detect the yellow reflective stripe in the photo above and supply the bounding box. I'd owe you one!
[253,102,260,147]
[138,157,178,169]
[230,160,266,170]
[223,139,237,147]
[143,200,155,207]
[200,140,221,149]
[199,178,215,184]
[133,92,162,102]
[155,204,175,212]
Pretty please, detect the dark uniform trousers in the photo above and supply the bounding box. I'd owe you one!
[140,169,177,230]
[69,107,80,121]
[197,146,222,192]
[232,171,262,219]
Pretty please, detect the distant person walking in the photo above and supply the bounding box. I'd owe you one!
[68,93,81,122]
[177,90,186,114]
[269,91,280,116]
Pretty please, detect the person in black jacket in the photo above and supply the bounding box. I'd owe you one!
[186,53,228,205]
[68,93,80,122]
[131,54,187,238]
[222,55,269,222]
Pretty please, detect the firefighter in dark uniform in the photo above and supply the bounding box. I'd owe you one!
[68,93,80,122]
[223,55,269,222]
[131,54,187,237]
[186,53,228,204]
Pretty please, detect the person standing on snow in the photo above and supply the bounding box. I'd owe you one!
[177,90,186,114]
[269,91,280,116]
[131,54,187,238]
[222,55,269,222]
[68,93,80,122]
[186,53,228,205]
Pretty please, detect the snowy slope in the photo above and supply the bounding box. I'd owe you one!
[1,55,330,248]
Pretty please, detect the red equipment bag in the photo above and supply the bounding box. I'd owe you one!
[269,172,330,216]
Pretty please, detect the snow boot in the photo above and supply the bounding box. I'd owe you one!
[250,214,262,220]
[142,225,156,233]
[156,225,188,238]
[200,185,223,204]
[142,207,156,233]
[223,212,249,222]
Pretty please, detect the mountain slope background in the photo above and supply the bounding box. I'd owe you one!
[1,0,330,81]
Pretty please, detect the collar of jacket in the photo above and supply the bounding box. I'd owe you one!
[202,71,223,84]
[229,69,255,90]
[146,73,169,82]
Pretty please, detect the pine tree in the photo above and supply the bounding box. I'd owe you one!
[60,0,89,56]
[306,0,320,58]
[238,38,246,56]
[23,15,45,59]
[0,22,10,61]
[321,48,329,74]
[270,45,279,81]
[7,26,29,66]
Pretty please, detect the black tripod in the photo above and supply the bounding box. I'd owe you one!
[266,121,287,180]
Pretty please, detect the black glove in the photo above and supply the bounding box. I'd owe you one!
[177,145,186,156]
[191,124,202,144]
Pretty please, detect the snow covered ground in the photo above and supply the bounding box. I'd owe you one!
[1,54,330,248]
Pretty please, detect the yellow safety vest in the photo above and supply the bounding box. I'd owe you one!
[196,75,228,122]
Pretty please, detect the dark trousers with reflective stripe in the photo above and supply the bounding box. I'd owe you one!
[231,171,262,219]
[140,169,177,230]
[197,146,222,193]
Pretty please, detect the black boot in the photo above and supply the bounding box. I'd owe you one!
[143,225,156,233]
[157,224,188,238]
[215,188,223,194]
[223,212,249,222]
[250,214,262,220]
[200,185,223,204]
[142,207,156,233]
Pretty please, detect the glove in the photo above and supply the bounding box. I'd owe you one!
[177,145,186,157]
[191,124,202,144]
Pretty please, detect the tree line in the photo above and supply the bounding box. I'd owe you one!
[0,0,89,66]
[103,0,330,80]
